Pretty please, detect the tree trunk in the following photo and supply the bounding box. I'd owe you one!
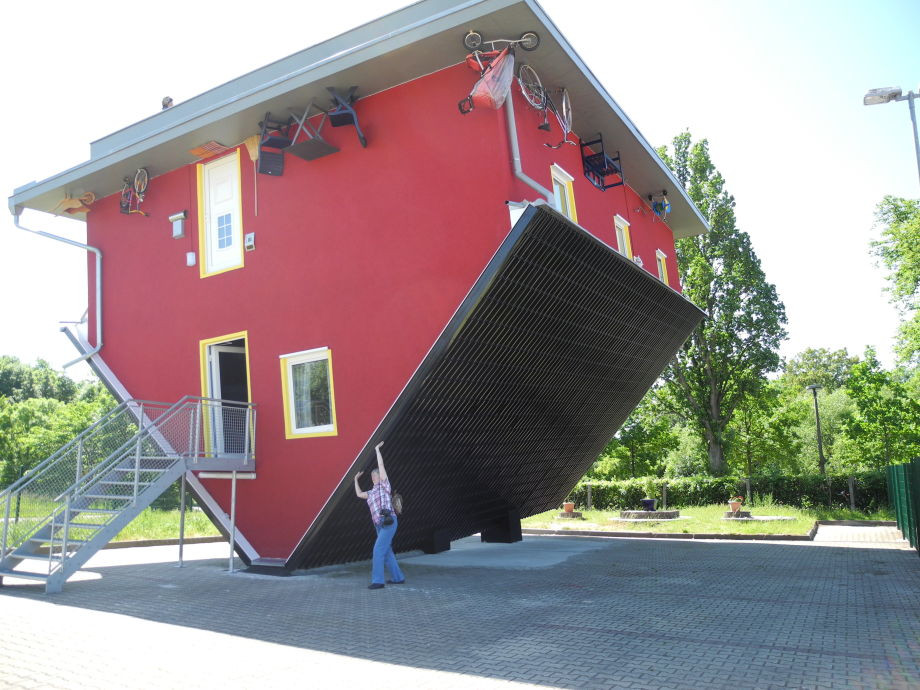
[708,437,725,474]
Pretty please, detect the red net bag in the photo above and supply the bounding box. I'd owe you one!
[458,47,516,114]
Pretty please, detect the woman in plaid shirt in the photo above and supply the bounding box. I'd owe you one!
[354,441,405,589]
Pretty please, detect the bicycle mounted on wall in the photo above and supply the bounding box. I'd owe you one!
[517,63,573,149]
[120,168,149,216]
[458,31,539,115]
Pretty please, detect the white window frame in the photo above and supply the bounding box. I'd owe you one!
[279,346,337,439]
[550,164,577,222]
[614,214,632,258]
[198,150,244,278]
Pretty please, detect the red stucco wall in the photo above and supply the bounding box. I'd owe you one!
[86,63,680,558]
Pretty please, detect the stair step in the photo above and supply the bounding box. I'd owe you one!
[98,480,146,486]
[81,494,134,500]
[74,508,121,514]
[30,537,88,545]
[111,467,168,473]
[0,569,47,581]
[63,522,105,530]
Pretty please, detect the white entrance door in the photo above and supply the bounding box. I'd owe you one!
[202,155,242,274]
[206,344,248,455]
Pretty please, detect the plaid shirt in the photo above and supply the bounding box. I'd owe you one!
[366,478,393,525]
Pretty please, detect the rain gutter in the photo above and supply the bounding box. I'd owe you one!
[13,212,102,368]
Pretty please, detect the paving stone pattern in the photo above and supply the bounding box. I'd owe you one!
[1,529,919,689]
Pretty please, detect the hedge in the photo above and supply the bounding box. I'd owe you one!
[568,472,888,512]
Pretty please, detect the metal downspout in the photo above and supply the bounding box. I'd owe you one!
[504,89,554,204]
[13,213,102,368]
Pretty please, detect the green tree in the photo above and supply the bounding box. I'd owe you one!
[779,347,858,393]
[0,356,77,403]
[872,196,920,368]
[0,359,116,487]
[655,132,787,474]
[588,398,679,480]
[791,386,857,473]
[843,348,920,467]
[726,383,802,476]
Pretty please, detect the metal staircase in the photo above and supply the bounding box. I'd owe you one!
[0,396,255,593]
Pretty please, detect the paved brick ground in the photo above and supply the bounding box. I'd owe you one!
[1,527,919,689]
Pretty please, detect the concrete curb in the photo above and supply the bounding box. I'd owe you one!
[34,535,225,556]
[522,527,815,541]
[521,519,894,542]
[102,535,226,549]
[816,520,896,527]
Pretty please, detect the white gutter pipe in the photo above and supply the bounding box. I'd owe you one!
[504,89,554,204]
[13,213,102,368]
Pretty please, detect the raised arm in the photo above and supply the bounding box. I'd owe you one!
[375,441,387,482]
[354,471,368,499]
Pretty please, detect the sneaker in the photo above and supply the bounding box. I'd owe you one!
[387,579,406,584]
[368,583,385,590]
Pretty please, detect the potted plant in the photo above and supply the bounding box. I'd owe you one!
[728,495,745,513]
[562,501,575,513]
[640,477,658,511]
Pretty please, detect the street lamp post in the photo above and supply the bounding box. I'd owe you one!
[863,86,920,188]
[806,384,826,475]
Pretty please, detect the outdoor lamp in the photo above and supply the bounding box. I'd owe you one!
[806,384,826,475]
[863,87,902,105]
[863,84,920,187]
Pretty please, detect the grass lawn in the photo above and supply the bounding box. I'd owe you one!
[522,503,893,536]
[113,508,221,542]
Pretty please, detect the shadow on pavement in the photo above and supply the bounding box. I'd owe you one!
[3,536,920,688]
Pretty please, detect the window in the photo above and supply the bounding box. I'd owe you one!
[656,250,670,285]
[614,215,632,258]
[279,347,337,438]
[197,150,244,277]
[550,164,577,222]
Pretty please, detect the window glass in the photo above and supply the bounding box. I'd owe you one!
[292,358,332,429]
[656,251,669,285]
[550,165,577,222]
[614,216,632,258]
[280,347,337,438]
[553,178,570,217]
[217,214,233,249]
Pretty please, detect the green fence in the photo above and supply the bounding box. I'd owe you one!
[886,460,920,557]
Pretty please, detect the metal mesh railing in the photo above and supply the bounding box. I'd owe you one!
[887,460,920,557]
[0,400,174,556]
[1,397,256,564]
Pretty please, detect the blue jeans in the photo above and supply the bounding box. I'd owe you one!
[372,515,404,584]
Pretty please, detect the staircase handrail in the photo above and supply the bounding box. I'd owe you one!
[0,398,166,500]
[53,396,257,502]
[52,395,201,502]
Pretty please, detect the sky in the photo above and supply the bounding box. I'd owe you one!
[1,0,918,381]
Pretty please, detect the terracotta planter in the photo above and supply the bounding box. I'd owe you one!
[563,502,575,513]
[728,501,743,512]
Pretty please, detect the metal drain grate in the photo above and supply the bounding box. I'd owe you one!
[289,205,705,569]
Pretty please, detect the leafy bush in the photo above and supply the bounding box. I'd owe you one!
[571,471,888,511]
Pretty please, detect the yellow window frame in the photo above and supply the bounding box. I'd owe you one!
[656,250,670,285]
[279,347,338,439]
[197,149,245,279]
[198,330,253,456]
[550,164,578,223]
[614,215,633,258]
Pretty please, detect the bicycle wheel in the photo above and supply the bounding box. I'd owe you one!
[119,182,132,214]
[555,88,573,136]
[518,64,545,109]
[133,168,148,197]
